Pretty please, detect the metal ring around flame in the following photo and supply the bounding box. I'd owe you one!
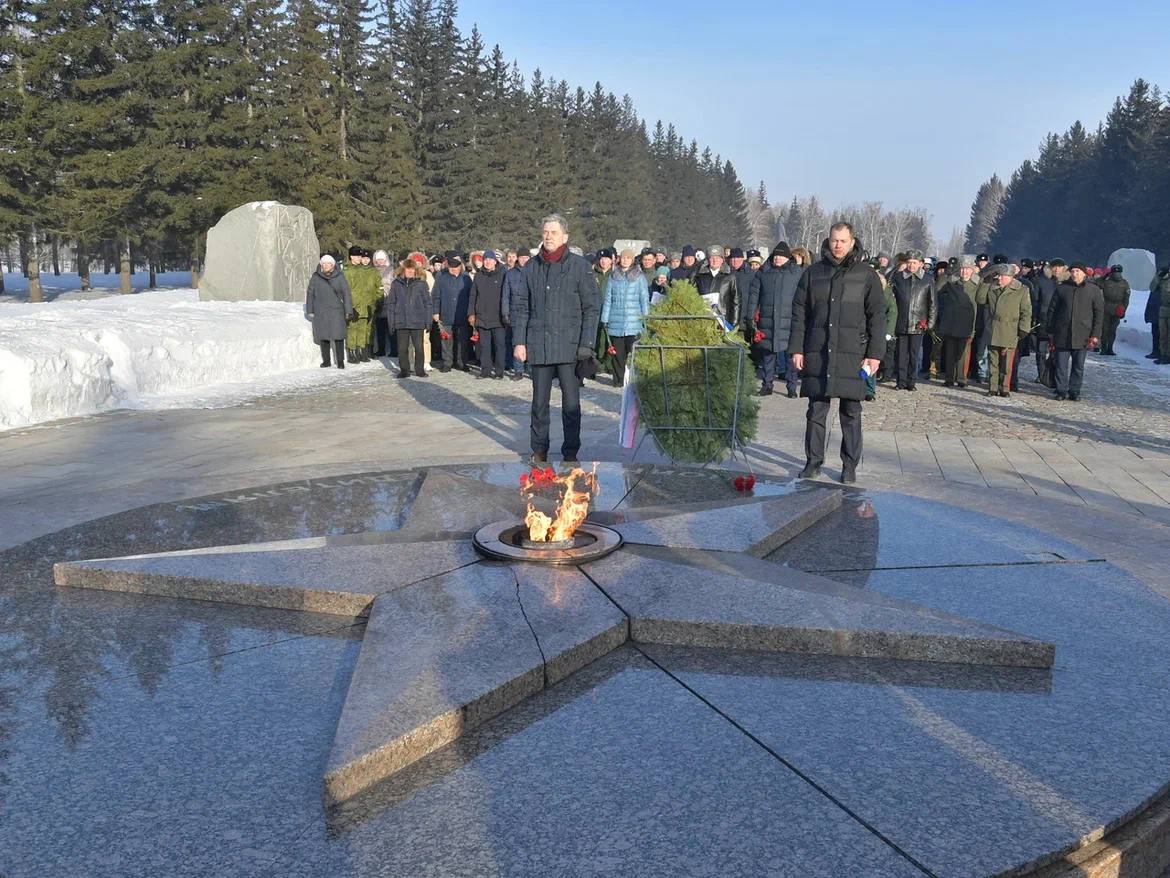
[472,519,623,565]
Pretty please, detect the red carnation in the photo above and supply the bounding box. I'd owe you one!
[753,330,765,344]
[470,331,480,343]
[607,345,617,356]
[733,476,746,491]
[543,467,556,481]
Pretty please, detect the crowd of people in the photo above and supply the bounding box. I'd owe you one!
[304,214,1168,477]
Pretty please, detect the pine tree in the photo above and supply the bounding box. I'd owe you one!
[963,174,1004,253]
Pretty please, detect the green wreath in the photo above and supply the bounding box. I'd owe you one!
[632,281,759,462]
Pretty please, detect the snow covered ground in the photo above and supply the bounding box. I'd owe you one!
[0,288,388,431]
[0,270,196,303]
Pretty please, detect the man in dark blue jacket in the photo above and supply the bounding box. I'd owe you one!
[502,250,530,380]
[745,243,803,397]
[431,253,473,372]
[512,213,601,465]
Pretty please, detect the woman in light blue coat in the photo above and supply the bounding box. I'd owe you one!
[600,248,650,387]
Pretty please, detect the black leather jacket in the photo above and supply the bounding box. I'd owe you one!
[694,265,740,324]
[891,270,938,334]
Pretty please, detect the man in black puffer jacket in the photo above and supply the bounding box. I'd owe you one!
[1046,261,1104,401]
[512,213,601,465]
[788,223,886,484]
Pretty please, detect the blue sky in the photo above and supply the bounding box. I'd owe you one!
[457,0,1170,243]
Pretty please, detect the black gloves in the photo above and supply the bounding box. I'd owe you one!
[577,346,593,361]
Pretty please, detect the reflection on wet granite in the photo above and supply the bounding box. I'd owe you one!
[616,464,800,509]
[645,642,1170,877]
[0,629,362,878]
[284,648,924,878]
[769,490,1100,576]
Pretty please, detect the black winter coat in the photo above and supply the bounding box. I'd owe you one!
[1146,276,1165,324]
[788,240,886,401]
[469,266,507,329]
[502,266,525,323]
[745,261,803,353]
[1046,280,1104,350]
[305,266,353,342]
[387,276,432,330]
[891,270,938,334]
[694,265,740,324]
[936,279,978,338]
[432,270,472,326]
[670,263,699,283]
[1030,273,1058,337]
[513,250,601,366]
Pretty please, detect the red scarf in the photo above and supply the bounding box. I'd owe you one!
[542,243,568,263]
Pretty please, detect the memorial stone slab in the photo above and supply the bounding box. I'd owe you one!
[198,201,320,303]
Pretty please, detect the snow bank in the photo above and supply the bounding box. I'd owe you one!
[0,289,356,430]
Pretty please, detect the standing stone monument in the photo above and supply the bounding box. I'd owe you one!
[198,202,320,302]
[1107,247,1157,291]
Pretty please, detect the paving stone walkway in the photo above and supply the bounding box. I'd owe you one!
[1,346,1169,551]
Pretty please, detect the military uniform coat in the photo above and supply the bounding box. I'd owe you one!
[978,279,1033,349]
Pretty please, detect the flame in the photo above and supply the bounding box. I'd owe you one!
[522,464,599,542]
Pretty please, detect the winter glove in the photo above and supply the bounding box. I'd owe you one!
[348,309,358,324]
[577,346,593,360]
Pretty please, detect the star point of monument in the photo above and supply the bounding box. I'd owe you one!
[53,468,1053,806]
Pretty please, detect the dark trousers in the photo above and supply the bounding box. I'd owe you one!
[319,340,344,367]
[374,316,392,356]
[971,319,988,379]
[805,397,863,471]
[477,326,507,376]
[919,332,935,375]
[1102,315,1121,353]
[395,329,425,376]
[879,337,896,382]
[1034,337,1052,384]
[895,334,922,388]
[941,336,971,385]
[610,335,636,387]
[1152,321,1161,357]
[530,363,581,457]
[1055,348,1088,397]
[440,323,471,369]
[760,350,777,388]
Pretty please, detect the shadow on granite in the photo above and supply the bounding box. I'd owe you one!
[644,642,1170,877]
[279,648,925,878]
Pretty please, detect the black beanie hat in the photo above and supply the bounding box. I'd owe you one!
[771,241,792,259]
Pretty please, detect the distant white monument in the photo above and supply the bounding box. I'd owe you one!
[1107,248,1157,291]
[199,202,320,303]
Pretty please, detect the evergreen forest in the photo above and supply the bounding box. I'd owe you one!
[0,0,752,294]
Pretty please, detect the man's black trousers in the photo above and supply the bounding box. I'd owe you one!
[530,363,581,457]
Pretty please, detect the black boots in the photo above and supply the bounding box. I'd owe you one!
[319,341,332,367]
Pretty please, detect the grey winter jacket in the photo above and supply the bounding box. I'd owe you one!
[745,261,803,353]
[513,249,601,365]
[305,266,353,342]
[432,270,472,326]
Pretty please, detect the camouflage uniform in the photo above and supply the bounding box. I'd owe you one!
[343,262,382,359]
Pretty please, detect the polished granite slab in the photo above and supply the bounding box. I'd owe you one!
[278,649,926,878]
[645,642,1170,877]
[769,490,1101,575]
[583,544,1053,667]
[53,538,482,616]
[4,462,1168,877]
[606,487,842,556]
[324,562,627,804]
